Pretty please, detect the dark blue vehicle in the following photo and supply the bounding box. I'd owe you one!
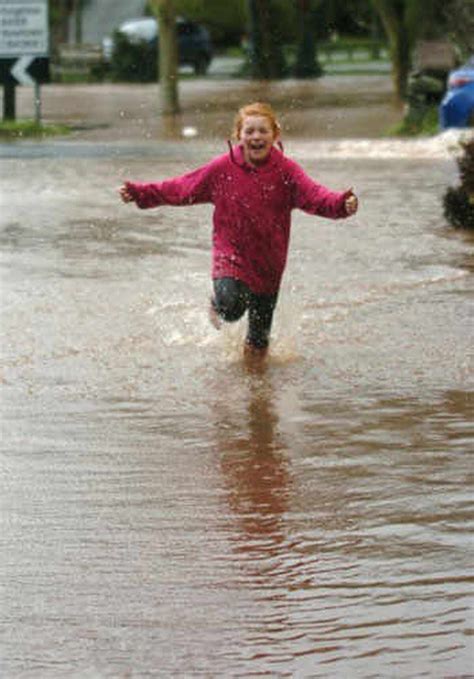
[103,16,213,75]
[440,56,474,129]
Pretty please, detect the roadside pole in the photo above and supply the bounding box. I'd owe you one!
[34,80,41,123]
[3,79,15,119]
[0,0,50,122]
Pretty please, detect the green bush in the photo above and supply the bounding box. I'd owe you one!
[443,139,474,230]
[110,30,157,82]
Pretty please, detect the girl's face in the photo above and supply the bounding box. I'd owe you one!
[239,115,278,166]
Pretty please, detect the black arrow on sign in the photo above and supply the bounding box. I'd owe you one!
[1,57,49,120]
[0,57,50,87]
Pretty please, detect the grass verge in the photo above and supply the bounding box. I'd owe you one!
[0,119,71,140]
[387,106,440,137]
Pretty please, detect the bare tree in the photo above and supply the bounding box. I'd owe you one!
[246,0,287,79]
[294,0,322,78]
[72,0,82,43]
[370,0,424,101]
[149,0,180,115]
[49,0,73,58]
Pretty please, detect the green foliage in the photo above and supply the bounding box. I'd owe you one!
[109,30,157,82]
[444,186,474,229]
[145,0,385,52]
[169,0,303,47]
[370,0,463,99]
[442,0,474,59]
[458,139,474,194]
[320,0,380,39]
[443,139,474,229]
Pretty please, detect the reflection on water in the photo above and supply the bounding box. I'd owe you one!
[216,370,291,553]
[0,141,473,677]
[207,370,474,675]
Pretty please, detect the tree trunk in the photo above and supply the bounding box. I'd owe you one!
[294,0,322,78]
[149,0,180,115]
[246,0,287,79]
[50,0,72,61]
[370,0,421,101]
[73,0,82,44]
[247,0,263,77]
[392,26,411,101]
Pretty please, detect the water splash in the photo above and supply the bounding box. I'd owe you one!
[290,129,474,160]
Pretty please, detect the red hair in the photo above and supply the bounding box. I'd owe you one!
[232,102,281,140]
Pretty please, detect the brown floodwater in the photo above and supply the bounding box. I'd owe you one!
[12,75,401,142]
[1,79,473,677]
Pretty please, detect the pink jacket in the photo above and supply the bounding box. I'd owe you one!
[125,144,352,294]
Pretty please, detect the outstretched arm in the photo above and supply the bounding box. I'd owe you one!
[119,162,216,209]
[289,160,358,219]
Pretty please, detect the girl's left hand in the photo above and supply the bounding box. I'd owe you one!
[345,191,358,216]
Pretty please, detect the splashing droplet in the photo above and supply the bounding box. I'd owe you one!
[182,126,198,138]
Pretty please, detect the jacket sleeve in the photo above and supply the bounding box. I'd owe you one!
[125,161,215,209]
[288,160,351,219]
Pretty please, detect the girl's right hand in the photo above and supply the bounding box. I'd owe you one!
[119,184,134,203]
[344,188,358,216]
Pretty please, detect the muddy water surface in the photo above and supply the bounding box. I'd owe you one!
[1,88,473,678]
[12,76,401,142]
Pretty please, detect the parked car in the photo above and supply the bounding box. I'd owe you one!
[439,56,474,129]
[103,16,213,76]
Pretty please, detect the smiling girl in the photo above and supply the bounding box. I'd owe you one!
[120,102,358,357]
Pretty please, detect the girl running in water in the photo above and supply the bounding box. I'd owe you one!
[120,102,358,357]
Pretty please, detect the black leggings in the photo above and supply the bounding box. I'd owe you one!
[212,277,278,349]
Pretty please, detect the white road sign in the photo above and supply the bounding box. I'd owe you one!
[0,0,48,58]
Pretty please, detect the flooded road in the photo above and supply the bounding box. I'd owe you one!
[1,84,473,677]
[10,75,401,142]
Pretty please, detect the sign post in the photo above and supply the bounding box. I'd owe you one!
[0,0,50,122]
